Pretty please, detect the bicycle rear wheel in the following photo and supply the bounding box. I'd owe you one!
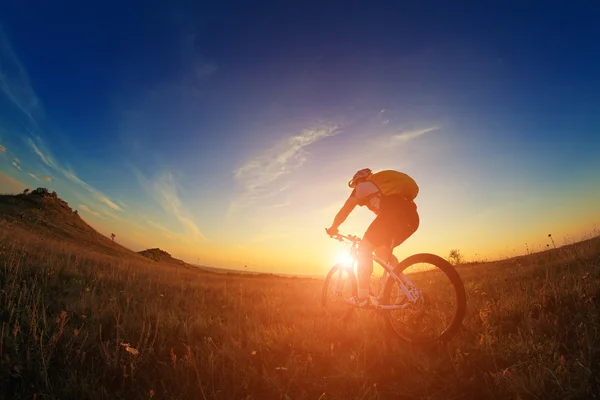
[380,254,466,344]
[322,264,357,321]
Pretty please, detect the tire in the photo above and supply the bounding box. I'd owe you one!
[380,253,466,344]
[322,264,358,321]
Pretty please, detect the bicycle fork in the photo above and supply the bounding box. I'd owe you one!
[330,268,346,298]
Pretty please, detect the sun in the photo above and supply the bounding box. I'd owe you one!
[336,248,355,267]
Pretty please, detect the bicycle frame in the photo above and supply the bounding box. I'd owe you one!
[332,234,422,310]
[373,252,422,310]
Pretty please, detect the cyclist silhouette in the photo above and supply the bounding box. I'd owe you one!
[326,168,420,307]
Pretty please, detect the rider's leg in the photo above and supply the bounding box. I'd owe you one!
[357,238,375,299]
[378,199,420,269]
[352,215,388,304]
[374,245,398,266]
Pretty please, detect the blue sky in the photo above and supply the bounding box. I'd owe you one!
[1,2,599,274]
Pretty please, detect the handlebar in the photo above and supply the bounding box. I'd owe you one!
[326,230,361,244]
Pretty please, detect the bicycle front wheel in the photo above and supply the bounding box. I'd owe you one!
[322,264,357,321]
[380,253,466,344]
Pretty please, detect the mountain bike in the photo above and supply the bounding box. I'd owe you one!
[322,233,466,344]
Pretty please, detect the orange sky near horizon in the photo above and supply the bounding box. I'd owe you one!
[3,169,597,277]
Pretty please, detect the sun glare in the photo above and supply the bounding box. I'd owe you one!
[336,248,355,267]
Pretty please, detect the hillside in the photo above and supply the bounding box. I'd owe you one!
[1,210,599,399]
[1,189,600,398]
[138,247,185,265]
[0,188,147,260]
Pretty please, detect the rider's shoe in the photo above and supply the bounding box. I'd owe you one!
[346,296,368,307]
[369,295,379,307]
[346,295,379,308]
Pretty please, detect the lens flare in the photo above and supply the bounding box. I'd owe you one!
[336,249,354,267]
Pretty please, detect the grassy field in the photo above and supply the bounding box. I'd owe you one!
[1,217,600,399]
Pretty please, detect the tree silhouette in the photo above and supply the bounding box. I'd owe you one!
[548,233,556,249]
[448,249,464,266]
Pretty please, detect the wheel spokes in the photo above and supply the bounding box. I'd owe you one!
[386,262,460,342]
[323,266,356,320]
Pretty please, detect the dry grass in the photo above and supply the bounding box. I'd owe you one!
[1,220,600,399]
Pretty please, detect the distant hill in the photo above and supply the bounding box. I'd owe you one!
[138,248,185,265]
[0,187,146,260]
[0,187,204,270]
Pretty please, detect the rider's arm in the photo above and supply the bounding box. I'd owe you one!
[330,195,359,230]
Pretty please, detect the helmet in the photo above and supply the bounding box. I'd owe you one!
[348,168,372,188]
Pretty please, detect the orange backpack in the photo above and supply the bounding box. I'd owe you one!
[366,170,419,200]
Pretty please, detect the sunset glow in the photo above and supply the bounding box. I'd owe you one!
[1,4,599,275]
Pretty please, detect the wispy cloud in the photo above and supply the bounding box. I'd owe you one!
[2,30,123,214]
[27,137,123,211]
[0,27,41,125]
[62,169,85,185]
[96,195,122,211]
[194,59,218,79]
[271,200,291,209]
[152,172,204,240]
[231,124,341,215]
[145,220,178,239]
[95,207,120,221]
[42,175,51,182]
[387,126,440,145]
[0,144,5,153]
[135,170,204,240]
[78,204,105,219]
[63,169,122,211]
[178,23,218,81]
[64,168,122,211]
[28,172,38,180]
[392,126,440,142]
[12,161,21,171]
[27,138,57,168]
[146,219,172,232]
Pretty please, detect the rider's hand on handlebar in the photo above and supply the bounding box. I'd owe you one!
[325,226,339,237]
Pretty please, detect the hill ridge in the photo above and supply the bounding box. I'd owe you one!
[0,188,142,259]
